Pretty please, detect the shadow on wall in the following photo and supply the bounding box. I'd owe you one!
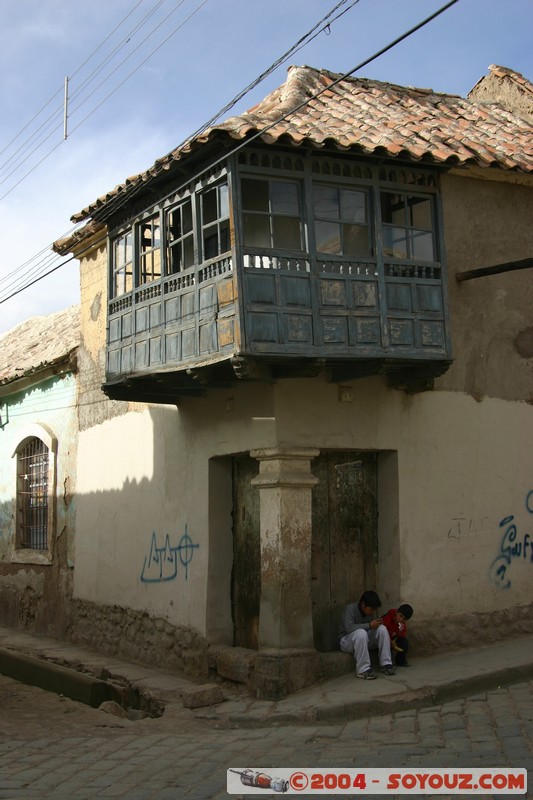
[0,498,73,636]
[73,403,211,678]
[0,403,211,680]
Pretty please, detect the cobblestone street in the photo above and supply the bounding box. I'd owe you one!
[0,675,531,799]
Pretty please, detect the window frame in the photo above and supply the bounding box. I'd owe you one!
[199,183,231,263]
[312,182,373,258]
[11,423,57,564]
[110,179,232,297]
[138,213,162,285]
[241,175,306,253]
[380,190,437,263]
[112,230,134,298]
[166,196,195,275]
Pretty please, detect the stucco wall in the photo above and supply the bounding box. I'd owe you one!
[73,374,533,646]
[70,169,533,657]
[438,172,533,401]
[0,374,78,633]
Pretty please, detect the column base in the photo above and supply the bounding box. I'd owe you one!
[251,648,322,700]
[209,645,355,700]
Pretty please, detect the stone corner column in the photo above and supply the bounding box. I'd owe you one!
[250,448,319,651]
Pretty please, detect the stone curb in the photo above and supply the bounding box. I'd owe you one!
[218,661,533,728]
[0,646,118,709]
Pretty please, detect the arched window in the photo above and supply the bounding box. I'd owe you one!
[16,437,49,550]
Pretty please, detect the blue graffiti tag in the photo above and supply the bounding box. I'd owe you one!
[489,491,533,590]
[140,526,199,583]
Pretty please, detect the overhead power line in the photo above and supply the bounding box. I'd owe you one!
[0,0,460,307]
[0,0,150,168]
[0,0,360,303]
[74,0,461,228]
[0,0,204,203]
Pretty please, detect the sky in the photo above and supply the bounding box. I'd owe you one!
[0,0,531,336]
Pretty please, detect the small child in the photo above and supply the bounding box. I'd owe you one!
[382,604,413,667]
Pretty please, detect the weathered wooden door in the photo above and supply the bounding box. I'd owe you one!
[311,451,378,651]
[232,450,378,652]
[232,454,260,649]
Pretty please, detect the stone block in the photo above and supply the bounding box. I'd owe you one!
[181,683,224,709]
[252,648,322,700]
[320,651,353,679]
[215,646,256,684]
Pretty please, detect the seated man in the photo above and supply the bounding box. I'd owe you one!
[338,590,395,680]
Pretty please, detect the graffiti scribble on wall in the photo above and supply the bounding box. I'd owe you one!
[140,526,199,583]
[490,491,533,590]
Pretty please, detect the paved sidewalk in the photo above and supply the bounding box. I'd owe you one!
[0,624,532,728]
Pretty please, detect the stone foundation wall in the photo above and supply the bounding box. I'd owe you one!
[410,603,533,656]
[2,588,532,697]
[66,600,209,680]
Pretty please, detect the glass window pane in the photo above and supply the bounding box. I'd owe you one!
[271,181,299,215]
[315,220,341,254]
[203,225,218,260]
[381,192,405,225]
[140,222,152,249]
[219,183,229,219]
[343,224,370,256]
[244,213,271,247]
[114,232,132,268]
[152,248,161,277]
[341,190,366,224]
[220,221,230,253]
[124,231,133,263]
[242,179,269,212]
[183,235,194,268]
[202,188,217,224]
[182,200,193,234]
[313,185,339,220]
[408,196,432,229]
[411,230,434,260]
[168,209,181,241]
[168,243,181,273]
[383,227,407,259]
[272,216,302,250]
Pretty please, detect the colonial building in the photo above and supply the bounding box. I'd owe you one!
[52,64,533,697]
[0,307,79,634]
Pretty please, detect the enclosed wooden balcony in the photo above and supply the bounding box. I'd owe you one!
[103,153,452,403]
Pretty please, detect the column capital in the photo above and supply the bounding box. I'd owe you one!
[250,448,320,489]
[250,448,320,461]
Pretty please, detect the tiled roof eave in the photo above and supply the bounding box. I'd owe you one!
[71,65,533,223]
[73,133,531,224]
[0,349,77,389]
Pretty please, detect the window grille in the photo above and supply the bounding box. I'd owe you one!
[17,438,49,550]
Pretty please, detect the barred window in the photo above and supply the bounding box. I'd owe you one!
[16,437,49,550]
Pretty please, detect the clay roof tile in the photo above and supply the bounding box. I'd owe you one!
[73,64,533,223]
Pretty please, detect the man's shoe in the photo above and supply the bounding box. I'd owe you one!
[380,664,396,676]
[357,669,377,680]
[396,661,411,667]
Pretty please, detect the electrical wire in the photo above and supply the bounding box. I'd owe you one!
[183,0,359,144]
[77,0,461,227]
[0,0,151,168]
[0,1,166,183]
[0,0,460,308]
[0,0,194,198]
[0,0,360,300]
[68,0,185,118]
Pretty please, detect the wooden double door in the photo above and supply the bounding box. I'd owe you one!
[231,451,378,651]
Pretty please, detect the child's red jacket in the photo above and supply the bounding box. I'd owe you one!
[382,608,408,643]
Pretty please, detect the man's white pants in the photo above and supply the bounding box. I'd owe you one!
[339,626,392,674]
